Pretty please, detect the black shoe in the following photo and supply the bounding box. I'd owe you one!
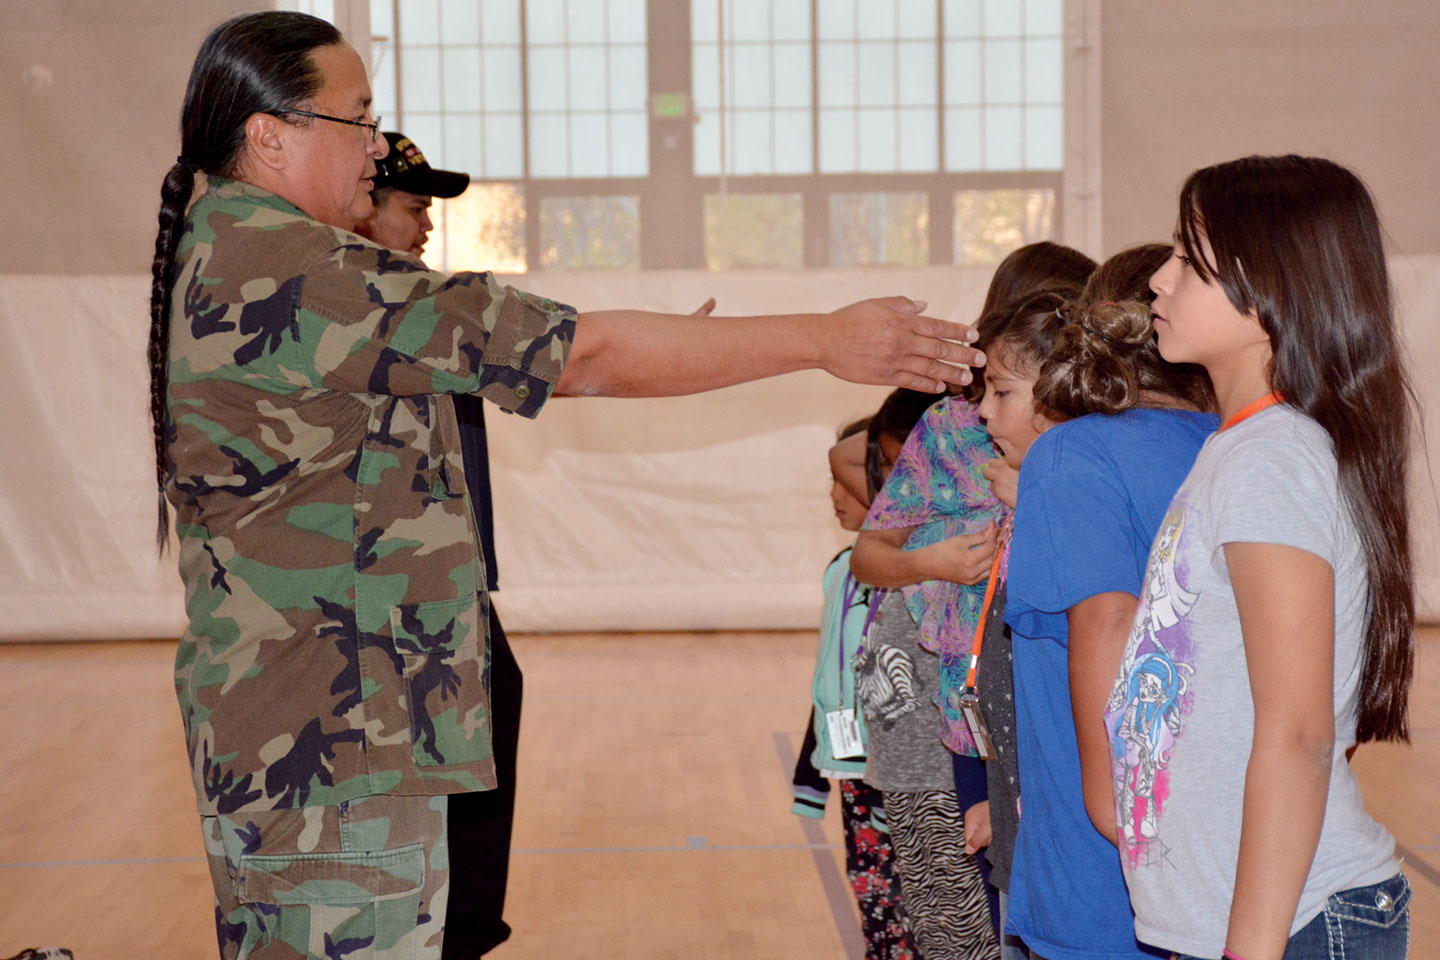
[2,949,75,960]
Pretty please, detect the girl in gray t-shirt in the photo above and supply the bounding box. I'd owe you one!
[1112,155,1415,960]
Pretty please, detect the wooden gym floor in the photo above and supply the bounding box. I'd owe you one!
[1,629,1436,958]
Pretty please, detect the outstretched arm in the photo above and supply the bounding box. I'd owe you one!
[1224,542,1334,960]
[555,298,982,398]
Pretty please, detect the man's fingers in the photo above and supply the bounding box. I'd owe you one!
[910,312,980,345]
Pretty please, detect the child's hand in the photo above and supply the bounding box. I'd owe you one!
[982,457,1020,509]
[963,800,992,854]
[921,524,997,584]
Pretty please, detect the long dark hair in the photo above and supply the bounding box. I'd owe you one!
[1033,244,1213,419]
[864,389,941,500]
[979,241,1097,318]
[148,11,341,551]
[1178,154,1414,743]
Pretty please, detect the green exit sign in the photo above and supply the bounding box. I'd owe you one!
[651,93,691,118]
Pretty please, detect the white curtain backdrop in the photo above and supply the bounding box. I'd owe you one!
[3,260,1440,640]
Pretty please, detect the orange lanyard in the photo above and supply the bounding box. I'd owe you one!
[1219,391,1283,432]
[964,514,1014,694]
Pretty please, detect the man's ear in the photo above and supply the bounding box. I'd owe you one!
[243,112,288,174]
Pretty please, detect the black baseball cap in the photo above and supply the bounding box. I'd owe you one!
[372,132,471,198]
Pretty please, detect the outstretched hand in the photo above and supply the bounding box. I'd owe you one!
[691,297,717,316]
[822,297,983,391]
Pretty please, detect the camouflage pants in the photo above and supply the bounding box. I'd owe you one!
[202,794,449,960]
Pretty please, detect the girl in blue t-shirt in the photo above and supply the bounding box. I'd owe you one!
[1110,156,1414,960]
[978,246,1216,960]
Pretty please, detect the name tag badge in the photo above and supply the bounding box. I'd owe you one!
[960,696,996,760]
[826,708,866,760]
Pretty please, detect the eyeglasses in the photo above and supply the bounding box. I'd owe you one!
[274,109,382,141]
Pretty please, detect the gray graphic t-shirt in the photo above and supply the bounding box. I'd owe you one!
[1106,405,1397,957]
[857,590,953,792]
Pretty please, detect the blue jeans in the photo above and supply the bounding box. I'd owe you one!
[1174,872,1411,960]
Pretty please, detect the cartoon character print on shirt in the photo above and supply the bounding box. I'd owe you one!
[1106,503,1197,864]
[854,644,921,726]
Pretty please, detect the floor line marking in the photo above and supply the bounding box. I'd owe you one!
[772,730,865,960]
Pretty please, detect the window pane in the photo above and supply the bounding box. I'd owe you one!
[818,108,857,172]
[692,0,718,42]
[1025,0,1064,36]
[609,0,647,43]
[529,114,568,177]
[943,0,981,37]
[527,48,567,111]
[1025,105,1063,169]
[481,0,522,44]
[610,111,649,177]
[858,0,898,40]
[897,0,936,39]
[434,183,526,274]
[569,113,609,177]
[401,46,443,112]
[442,47,481,108]
[439,0,480,45]
[400,0,440,45]
[774,108,813,173]
[404,114,445,169]
[692,45,720,110]
[705,193,805,268]
[944,106,982,171]
[944,39,982,105]
[829,192,929,267]
[773,42,811,109]
[731,44,773,109]
[444,114,484,174]
[484,48,524,113]
[817,0,858,40]
[983,106,1023,169]
[729,0,771,42]
[1025,38,1064,103]
[897,107,936,171]
[857,43,897,107]
[898,40,936,106]
[953,187,1055,265]
[483,115,525,178]
[567,46,607,111]
[539,196,640,270]
[566,0,606,41]
[857,110,897,172]
[609,46,648,110]
[982,0,1022,37]
[984,38,1022,103]
[774,0,811,41]
[527,0,565,44]
[370,0,393,37]
[732,109,773,174]
[372,41,396,119]
[818,42,857,107]
[694,109,722,175]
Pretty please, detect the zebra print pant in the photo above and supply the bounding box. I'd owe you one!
[883,789,1000,960]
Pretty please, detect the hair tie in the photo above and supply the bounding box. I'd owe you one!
[176,155,200,175]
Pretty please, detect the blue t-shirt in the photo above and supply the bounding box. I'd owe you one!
[1003,408,1217,960]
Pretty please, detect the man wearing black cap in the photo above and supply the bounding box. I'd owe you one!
[356,132,520,959]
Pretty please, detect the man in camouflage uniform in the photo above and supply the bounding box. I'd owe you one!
[165,21,980,959]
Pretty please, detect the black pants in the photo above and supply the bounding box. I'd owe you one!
[442,605,523,958]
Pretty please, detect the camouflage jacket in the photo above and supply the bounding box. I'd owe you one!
[166,178,574,814]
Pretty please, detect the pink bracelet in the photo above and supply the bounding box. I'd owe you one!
[1222,950,1248,960]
